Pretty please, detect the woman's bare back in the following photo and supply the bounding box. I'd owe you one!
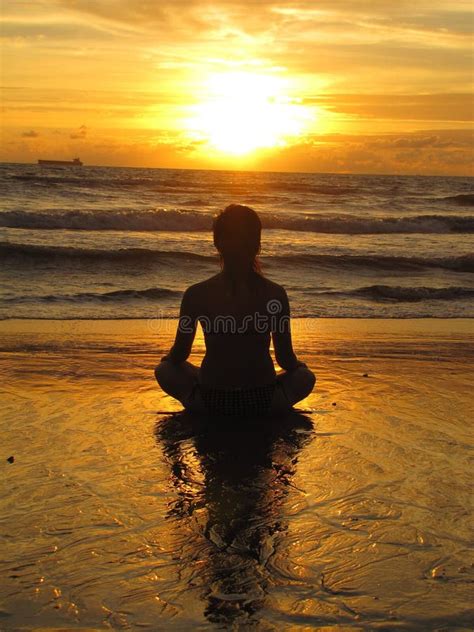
[164,272,300,388]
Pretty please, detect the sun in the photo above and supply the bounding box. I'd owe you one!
[187,71,311,155]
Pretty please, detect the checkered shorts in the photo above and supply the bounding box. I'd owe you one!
[198,383,276,417]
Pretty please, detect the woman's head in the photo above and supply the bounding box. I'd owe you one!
[213,204,261,275]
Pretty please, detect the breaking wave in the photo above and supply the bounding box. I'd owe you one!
[335,285,474,302]
[1,209,473,234]
[438,193,474,206]
[271,253,474,273]
[2,242,473,273]
[0,242,215,264]
[4,285,472,308]
[3,287,180,304]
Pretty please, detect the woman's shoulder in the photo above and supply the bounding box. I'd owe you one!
[183,274,287,300]
[182,275,221,299]
[257,275,288,299]
[185,274,220,296]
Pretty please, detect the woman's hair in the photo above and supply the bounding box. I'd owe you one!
[213,204,262,278]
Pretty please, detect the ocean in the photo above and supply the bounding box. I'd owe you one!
[1,163,473,319]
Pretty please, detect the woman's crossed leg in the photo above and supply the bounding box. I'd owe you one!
[155,361,315,415]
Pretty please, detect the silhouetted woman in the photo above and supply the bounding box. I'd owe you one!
[155,204,315,416]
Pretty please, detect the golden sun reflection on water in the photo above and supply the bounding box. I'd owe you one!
[187,71,313,155]
[156,411,314,624]
[1,319,473,629]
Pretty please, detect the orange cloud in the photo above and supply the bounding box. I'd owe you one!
[1,1,472,173]
[70,124,88,139]
[21,129,39,138]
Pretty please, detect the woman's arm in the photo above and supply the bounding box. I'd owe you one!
[161,287,197,364]
[271,288,306,371]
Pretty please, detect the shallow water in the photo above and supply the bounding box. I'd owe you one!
[1,319,473,630]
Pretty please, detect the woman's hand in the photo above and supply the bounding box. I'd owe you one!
[295,360,308,369]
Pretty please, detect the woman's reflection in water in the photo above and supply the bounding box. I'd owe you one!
[155,412,314,626]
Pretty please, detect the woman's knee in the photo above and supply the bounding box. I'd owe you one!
[154,360,177,392]
[284,366,315,403]
[277,365,315,406]
[296,366,316,396]
[154,360,199,400]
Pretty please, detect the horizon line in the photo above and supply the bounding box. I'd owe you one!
[0,160,472,179]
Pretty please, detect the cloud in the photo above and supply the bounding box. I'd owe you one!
[21,129,39,137]
[2,125,472,175]
[2,0,472,174]
[3,0,472,96]
[308,93,474,122]
[256,129,474,175]
[10,2,473,52]
[70,124,87,139]
[364,129,474,150]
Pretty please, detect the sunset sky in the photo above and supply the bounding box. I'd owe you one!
[1,0,473,174]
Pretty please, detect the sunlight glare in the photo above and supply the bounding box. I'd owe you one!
[188,71,311,155]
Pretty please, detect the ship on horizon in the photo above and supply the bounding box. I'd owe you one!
[38,157,83,167]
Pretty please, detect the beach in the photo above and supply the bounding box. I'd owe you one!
[2,0,474,629]
[1,318,473,630]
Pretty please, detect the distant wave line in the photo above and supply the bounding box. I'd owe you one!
[7,173,367,195]
[8,173,474,205]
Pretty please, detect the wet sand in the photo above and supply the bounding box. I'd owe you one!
[1,319,473,630]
